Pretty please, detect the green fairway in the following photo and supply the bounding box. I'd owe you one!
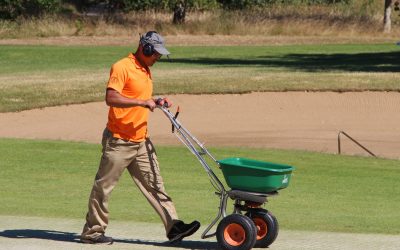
[1,44,399,112]
[0,138,399,235]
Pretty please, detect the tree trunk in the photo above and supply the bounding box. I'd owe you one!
[173,1,186,24]
[384,0,393,32]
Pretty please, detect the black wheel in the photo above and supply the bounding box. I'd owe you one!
[246,209,279,248]
[216,214,257,250]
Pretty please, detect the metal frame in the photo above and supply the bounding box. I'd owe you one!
[158,106,229,239]
[158,106,281,240]
[337,130,376,157]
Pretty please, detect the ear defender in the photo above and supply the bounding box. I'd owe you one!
[142,43,154,57]
[141,31,158,57]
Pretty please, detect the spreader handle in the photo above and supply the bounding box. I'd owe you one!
[155,97,169,108]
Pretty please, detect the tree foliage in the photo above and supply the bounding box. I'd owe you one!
[0,0,61,19]
[61,0,219,12]
[0,0,355,20]
[218,0,350,9]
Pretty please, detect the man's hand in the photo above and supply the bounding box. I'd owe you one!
[144,99,157,111]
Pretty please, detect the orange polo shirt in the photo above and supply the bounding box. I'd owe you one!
[106,53,153,142]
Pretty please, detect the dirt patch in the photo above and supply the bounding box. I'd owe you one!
[0,92,399,159]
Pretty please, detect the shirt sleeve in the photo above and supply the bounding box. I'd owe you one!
[107,62,126,93]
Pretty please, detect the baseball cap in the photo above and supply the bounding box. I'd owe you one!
[140,31,170,55]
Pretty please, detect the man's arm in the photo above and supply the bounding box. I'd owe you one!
[105,88,156,111]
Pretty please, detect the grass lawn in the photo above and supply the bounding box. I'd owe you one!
[1,44,399,112]
[0,138,399,235]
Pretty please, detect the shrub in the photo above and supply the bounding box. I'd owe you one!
[106,0,219,11]
[0,0,61,20]
[217,0,351,10]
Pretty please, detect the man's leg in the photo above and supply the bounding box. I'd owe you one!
[127,139,179,233]
[127,138,199,242]
[81,129,139,242]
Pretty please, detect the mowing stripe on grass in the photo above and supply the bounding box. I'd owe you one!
[0,138,399,235]
[1,44,399,112]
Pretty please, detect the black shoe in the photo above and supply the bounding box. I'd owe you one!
[167,220,201,243]
[80,234,113,245]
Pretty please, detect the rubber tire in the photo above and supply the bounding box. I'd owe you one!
[216,214,257,250]
[246,209,279,248]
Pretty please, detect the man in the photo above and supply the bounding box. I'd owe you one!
[80,31,200,245]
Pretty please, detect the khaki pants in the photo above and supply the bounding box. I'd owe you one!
[81,128,178,240]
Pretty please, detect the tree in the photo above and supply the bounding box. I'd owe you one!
[173,1,186,24]
[384,0,393,32]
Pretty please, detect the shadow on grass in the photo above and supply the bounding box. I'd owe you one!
[0,229,219,249]
[169,51,400,72]
[116,238,219,249]
[0,229,79,242]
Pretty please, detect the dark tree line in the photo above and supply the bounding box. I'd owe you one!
[0,0,352,20]
[0,0,397,33]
